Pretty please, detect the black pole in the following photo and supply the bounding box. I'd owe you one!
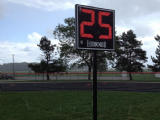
[93,50,97,120]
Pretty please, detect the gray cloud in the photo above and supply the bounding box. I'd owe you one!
[134,24,154,37]
[22,46,31,52]
[46,28,54,38]
[90,0,160,21]
[0,0,5,19]
[89,0,160,37]
[5,0,90,11]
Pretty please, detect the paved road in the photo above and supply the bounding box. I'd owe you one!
[1,82,160,92]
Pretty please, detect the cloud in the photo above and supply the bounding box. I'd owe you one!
[28,31,59,46]
[89,0,160,38]
[134,24,154,37]
[150,20,160,35]
[116,26,132,35]
[0,0,5,18]
[90,0,160,21]
[0,40,40,64]
[28,32,42,44]
[46,28,54,38]
[22,46,32,52]
[139,36,158,65]
[2,0,160,67]
[5,0,160,38]
[5,0,91,11]
[0,32,59,64]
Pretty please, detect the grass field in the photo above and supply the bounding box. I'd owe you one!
[1,91,160,120]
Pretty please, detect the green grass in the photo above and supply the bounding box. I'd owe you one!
[131,73,160,82]
[1,91,160,120]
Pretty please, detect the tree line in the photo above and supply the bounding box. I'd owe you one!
[0,62,32,71]
[3,17,159,81]
[53,17,160,80]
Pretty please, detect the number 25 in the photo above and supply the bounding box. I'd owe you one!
[80,8,112,39]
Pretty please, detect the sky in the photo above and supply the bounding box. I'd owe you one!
[0,0,160,67]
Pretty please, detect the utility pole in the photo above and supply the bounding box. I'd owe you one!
[13,54,14,77]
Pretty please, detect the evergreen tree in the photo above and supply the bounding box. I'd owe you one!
[114,30,148,80]
[38,36,56,80]
[28,58,66,74]
[28,36,66,80]
[148,35,160,72]
[97,58,108,72]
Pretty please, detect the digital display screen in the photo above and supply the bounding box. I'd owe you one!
[75,4,115,51]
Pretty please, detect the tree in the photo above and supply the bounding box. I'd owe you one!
[28,63,43,73]
[28,36,66,80]
[38,36,56,80]
[47,58,67,73]
[114,30,148,80]
[148,35,160,72]
[53,17,112,80]
[97,58,108,73]
[28,58,66,73]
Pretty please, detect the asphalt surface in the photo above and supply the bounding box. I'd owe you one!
[1,82,160,93]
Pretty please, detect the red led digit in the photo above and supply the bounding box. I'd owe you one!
[80,8,95,38]
[99,11,112,39]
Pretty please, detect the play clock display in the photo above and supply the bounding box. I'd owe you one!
[75,4,115,51]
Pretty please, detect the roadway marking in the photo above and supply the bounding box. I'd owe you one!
[87,84,92,86]
[10,84,15,86]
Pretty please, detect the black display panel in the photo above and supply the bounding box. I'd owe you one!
[75,4,115,51]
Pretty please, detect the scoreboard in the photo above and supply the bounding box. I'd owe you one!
[75,4,115,51]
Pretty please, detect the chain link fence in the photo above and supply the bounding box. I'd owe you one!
[1,71,160,82]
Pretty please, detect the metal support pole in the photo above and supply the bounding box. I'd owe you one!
[93,50,97,120]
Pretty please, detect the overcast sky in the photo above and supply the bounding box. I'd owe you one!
[0,0,160,67]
